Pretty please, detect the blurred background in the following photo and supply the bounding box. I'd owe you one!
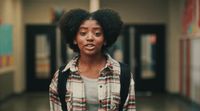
[0,0,200,111]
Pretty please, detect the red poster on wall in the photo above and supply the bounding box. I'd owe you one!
[182,0,196,34]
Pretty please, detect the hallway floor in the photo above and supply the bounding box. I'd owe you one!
[0,92,199,111]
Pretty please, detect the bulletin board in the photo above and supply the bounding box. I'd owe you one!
[0,24,14,73]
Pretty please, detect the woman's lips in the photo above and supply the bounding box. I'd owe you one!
[84,44,95,50]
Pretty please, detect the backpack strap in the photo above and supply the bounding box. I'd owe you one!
[57,66,69,111]
[119,62,131,111]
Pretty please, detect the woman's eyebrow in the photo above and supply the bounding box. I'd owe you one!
[93,27,102,30]
[79,26,88,29]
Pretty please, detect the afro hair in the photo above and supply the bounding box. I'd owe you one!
[58,8,123,52]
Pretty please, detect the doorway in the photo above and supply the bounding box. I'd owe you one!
[124,25,166,93]
[26,25,56,92]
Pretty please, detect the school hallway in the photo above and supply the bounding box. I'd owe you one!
[1,0,200,111]
[0,92,199,111]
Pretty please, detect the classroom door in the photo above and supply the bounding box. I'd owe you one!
[26,25,56,92]
[124,25,166,93]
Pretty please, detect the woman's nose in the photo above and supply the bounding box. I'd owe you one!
[86,32,94,41]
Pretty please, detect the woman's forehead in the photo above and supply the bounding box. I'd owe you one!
[80,20,101,28]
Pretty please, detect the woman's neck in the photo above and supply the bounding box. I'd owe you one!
[78,53,106,67]
[77,53,106,78]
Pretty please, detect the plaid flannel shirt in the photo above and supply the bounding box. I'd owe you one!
[49,54,136,111]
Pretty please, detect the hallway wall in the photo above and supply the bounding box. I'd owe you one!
[167,0,183,93]
[0,0,24,98]
[23,0,89,24]
[101,0,168,24]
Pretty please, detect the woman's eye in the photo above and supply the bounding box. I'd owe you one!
[95,32,102,37]
[80,32,86,36]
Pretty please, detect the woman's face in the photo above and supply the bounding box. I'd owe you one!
[75,20,105,56]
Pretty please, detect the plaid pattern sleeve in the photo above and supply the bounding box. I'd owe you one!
[123,73,136,111]
[49,70,62,111]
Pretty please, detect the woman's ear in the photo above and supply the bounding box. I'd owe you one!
[73,40,77,45]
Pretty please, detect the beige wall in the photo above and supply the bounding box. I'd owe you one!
[23,0,89,24]
[0,0,14,24]
[101,0,168,24]
[13,0,25,94]
[23,0,168,24]
[166,0,184,93]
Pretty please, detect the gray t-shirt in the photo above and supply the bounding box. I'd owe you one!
[81,75,99,111]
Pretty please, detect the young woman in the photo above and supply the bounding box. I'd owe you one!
[49,8,136,111]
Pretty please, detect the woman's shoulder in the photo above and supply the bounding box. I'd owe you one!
[61,55,79,72]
